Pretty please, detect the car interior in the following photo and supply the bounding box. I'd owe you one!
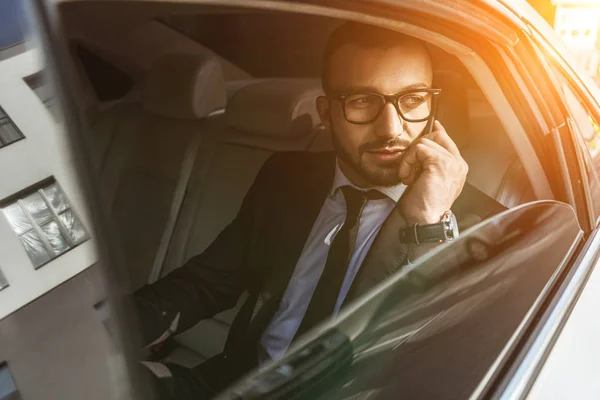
[57,2,545,370]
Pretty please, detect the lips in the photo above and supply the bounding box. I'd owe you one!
[368,147,405,154]
[366,147,405,162]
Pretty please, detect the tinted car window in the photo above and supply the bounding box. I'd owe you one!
[223,202,581,400]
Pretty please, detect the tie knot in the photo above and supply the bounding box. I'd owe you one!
[340,186,386,221]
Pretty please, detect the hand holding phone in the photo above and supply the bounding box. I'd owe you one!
[397,118,468,225]
[399,92,440,183]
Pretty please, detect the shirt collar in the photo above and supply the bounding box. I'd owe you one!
[330,159,406,202]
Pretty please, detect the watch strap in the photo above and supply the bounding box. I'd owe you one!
[398,222,447,244]
[416,222,448,243]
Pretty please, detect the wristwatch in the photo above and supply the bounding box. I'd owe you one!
[398,210,459,244]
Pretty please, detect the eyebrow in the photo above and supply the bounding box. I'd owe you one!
[336,82,431,94]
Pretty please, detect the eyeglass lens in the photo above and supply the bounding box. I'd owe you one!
[343,91,433,123]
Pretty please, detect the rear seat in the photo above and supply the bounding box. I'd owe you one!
[160,79,324,365]
[90,54,226,290]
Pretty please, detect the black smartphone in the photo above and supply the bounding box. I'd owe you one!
[421,89,442,139]
[403,90,441,183]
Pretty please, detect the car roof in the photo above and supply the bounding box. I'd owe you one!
[57,0,520,45]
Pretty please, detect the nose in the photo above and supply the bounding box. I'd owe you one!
[374,102,406,140]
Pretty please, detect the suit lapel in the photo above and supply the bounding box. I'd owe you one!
[268,152,336,301]
[245,152,336,339]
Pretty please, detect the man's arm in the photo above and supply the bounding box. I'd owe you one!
[405,182,507,264]
[398,120,469,226]
[133,156,274,346]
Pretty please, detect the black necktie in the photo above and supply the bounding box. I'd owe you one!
[295,186,386,338]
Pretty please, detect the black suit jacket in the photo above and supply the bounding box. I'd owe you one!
[134,151,505,387]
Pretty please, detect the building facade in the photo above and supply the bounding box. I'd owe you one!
[552,0,600,77]
[0,2,103,398]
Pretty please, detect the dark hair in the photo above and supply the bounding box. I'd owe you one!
[321,22,432,94]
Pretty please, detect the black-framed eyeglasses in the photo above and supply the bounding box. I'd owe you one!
[329,88,442,125]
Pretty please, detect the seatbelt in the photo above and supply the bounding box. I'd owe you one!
[148,133,203,283]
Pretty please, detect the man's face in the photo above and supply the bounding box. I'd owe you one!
[317,41,433,187]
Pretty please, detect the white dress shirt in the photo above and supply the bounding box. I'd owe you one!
[259,160,406,361]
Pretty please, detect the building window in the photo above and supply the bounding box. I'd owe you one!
[24,71,60,122]
[0,107,24,148]
[1,179,88,269]
[0,363,21,400]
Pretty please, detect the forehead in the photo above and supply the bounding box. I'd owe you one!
[327,43,433,94]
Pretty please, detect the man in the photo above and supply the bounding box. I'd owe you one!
[135,22,505,398]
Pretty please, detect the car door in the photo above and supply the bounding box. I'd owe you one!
[436,5,600,398]
[13,1,594,400]
[496,20,600,399]
[218,204,584,400]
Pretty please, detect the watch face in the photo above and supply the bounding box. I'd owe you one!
[442,213,458,240]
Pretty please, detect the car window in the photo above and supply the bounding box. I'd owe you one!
[5,3,566,399]
[552,76,600,222]
[224,201,582,400]
[74,8,546,398]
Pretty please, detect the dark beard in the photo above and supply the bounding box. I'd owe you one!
[331,128,406,187]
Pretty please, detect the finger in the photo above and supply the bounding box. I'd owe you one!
[399,140,444,184]
[424,120,461,157]
[398,143,420,183]
[412,137,451,167]
[399,138,444,175]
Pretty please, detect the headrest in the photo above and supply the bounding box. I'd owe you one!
[142,54,226,119]
[225,79,323,137]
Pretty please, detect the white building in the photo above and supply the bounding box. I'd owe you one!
[0,38,97,323]
[552,0,600,76]
[0,2,102,397]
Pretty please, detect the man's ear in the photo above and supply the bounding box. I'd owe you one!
[316,96,331,128]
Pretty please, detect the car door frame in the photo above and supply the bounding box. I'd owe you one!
[473,17,600,400]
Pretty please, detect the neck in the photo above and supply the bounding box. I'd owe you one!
[338,158,372,189]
